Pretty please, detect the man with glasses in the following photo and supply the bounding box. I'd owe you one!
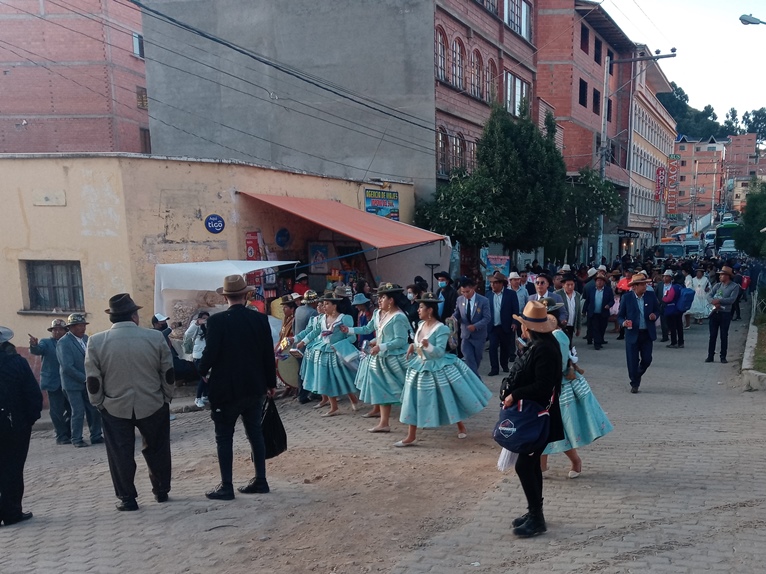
[529,273,568,325]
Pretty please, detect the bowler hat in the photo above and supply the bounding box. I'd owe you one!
[541,297,564,313]
[66,313,89,326]
[104,293,142,315]
[216,274,255,296]
[434,270,452,281]
[414,292,440,303]
[351,293,371,305]
[47,319,68,332]
[377,282,404,295]
[302,290,319,303]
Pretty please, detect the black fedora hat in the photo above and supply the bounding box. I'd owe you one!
[105,293,142,314]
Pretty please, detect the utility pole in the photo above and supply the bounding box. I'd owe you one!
[598,50,676,262]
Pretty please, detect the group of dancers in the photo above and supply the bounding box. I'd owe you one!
[290,283,492,447]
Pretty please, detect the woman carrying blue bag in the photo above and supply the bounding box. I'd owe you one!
[498,300,563,538]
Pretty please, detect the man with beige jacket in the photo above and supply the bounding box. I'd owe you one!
[85,293,174,511]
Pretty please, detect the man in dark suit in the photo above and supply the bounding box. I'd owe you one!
[453,276,491,377]
[555,273,582,344]
[199,275,277,500]
[486,273,519,376]
[618,274,659,394]
[582,272,614,350]
[56,313,102,447]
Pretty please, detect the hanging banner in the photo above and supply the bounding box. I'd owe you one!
[666,155,680,214]
[655,166,666,202]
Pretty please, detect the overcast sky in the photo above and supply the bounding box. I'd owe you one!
[601,0,764,122]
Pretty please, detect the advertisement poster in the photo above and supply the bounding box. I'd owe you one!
[484,254,510,290]
[308,242,329,274]
[365,189,399,220]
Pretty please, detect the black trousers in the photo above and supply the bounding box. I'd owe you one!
[0,425,33,523]
[101,403,171,500]
[667,313,684,345]
[563,325,575,345]
[488,325,513,372]
[708,311,733,360]
[211,395,266,485]
[515,450,544,512]
[588,313,608,346]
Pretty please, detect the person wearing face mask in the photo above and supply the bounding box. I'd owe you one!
[434,271,458,322]
[405,283,424,333]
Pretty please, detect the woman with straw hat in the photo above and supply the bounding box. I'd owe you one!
[500,300,564,538]
[340,283,411,432]
[294,292,360,416]
[395,293,492,447]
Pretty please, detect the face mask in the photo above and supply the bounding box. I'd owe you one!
[407,293,415,301]
[438,281,447,289]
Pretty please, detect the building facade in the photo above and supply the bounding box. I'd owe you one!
[674,136,726,221]
[0,0,149,153]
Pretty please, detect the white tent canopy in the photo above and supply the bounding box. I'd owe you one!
[153,260,299,316]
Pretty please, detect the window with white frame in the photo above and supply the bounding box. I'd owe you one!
[452,134,466,169]
[505,72,529,116]
[470,50,483,99]
[437,128,449,175]
[505,0,532,41]
[435,29,448,81]
[132,32,144,58]
[452,39,465,90]
[486,60,498,103]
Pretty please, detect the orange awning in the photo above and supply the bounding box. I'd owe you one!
[241,193,447,249]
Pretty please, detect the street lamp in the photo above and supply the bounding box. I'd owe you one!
[740,14,765,25]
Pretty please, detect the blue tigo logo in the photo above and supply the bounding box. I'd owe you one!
[205,214,225,234]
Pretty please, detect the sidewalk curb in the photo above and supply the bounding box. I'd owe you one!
[741,294,765,391]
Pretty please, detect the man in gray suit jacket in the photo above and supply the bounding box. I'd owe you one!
[57,313,102,448]
[453,277,491,377]
[555,273,582,344]
[85,294,174,511]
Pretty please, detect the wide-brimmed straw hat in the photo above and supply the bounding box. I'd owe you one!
[628,274,652,286]
[216,275,255,296]
[718,266,734,277]
[513,301,557,333]
[489,273,508,283]
[105,293,142,315]
[47,319,68,332]
[508,272,521,280]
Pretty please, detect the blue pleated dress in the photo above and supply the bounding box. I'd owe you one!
[295,314,322,380]
[350,309,410,405]
[400,321,492,427]
[543,329,614,454]
[295,313,358,398]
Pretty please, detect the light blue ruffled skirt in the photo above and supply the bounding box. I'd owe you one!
[302,348,358,397]
[399,359,492,427]
[544,373,613,454]
[355,353,408,405]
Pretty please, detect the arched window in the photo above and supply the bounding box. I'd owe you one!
[470,50,483,99]
[486,59,498,102]
[435,28,448,81]
[436,128,449,175]
[452,39,465,90]
[453,133,466,169]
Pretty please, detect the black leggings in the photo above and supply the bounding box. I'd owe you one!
[515,450,544,511]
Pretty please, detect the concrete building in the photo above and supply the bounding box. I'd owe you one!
[0,0,150,153]
[1,154,446,343]
[140,0,543,199]
[674,135,726,220]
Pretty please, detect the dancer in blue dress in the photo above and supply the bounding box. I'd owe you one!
[539,297,613,478]
[341,283,410,433]
[395,293,492,447]
[292,296,327,407]
[295,293,360,416]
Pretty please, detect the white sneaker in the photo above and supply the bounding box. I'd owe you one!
[201,396,209,404]
[194,398,205,408]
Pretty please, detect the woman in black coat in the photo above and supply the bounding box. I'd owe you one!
[500,301,563,537]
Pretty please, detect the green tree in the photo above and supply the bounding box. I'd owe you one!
[734,179,766,256]
[743,108,766,144]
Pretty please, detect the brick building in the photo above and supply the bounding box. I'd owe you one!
[674,135,726,220]
[0,0,149,153]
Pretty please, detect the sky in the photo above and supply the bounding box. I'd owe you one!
[600,0,764,122]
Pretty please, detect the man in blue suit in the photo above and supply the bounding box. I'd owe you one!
[453,277,491,377]
[57,313,102,447]
[486,273,519,376]
[618,274,659,394]
[583,271,614,350]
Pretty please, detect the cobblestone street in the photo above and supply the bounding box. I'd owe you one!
[2,308,764,574]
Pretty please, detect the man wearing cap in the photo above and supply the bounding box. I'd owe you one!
[0,326,43,526]
[453,277,491,376]
[435,271,458,322]
[85,294,174,511]
[706,266,740,364]
[199,275,277,500]
[29,319,71,445]
[618,274,659,393]
[582,272,614,350]
[57,313,102,447]
[487,273,519,376]
[293,273,310,297]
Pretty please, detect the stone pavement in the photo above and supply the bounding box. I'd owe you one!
[2,304,765,574]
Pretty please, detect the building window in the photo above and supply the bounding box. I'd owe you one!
[679,190,685,197]
[707,146,716,151]
[452,134,466,169]
[695,146,701,152]
[486,60,498,103]
[470,50,483,99]
[505,72,529,117]
[607,98,612,122]
[136,87,148,110]
[140,127,151,154]
[474,0,497,15]
[594,38,602,65]
[505,0,532,41]
[750,170,756,176]
[679,144,686,151]
[132,32,144,59]
[592,88,601,115]
[467,141,477,172]
[435,28,448,81]
[452,39,465,90]
[679,175,686,182]
[681,160,686,166]
[578,79,588,107]
[436,128,449,175]
[607,49,614,75]
[26,261,84,312]
[580,24,589,54]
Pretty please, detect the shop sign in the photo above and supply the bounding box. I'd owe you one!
[365,189,399,220]
[205,214,225,234]
[655,167,666,202]
[666,155,680,214]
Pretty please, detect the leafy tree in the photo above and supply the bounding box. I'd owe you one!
[733,179,766,256]
[743,108,766,144]
[723,108,744,136]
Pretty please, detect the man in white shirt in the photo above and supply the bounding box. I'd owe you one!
[555,274,582,343]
